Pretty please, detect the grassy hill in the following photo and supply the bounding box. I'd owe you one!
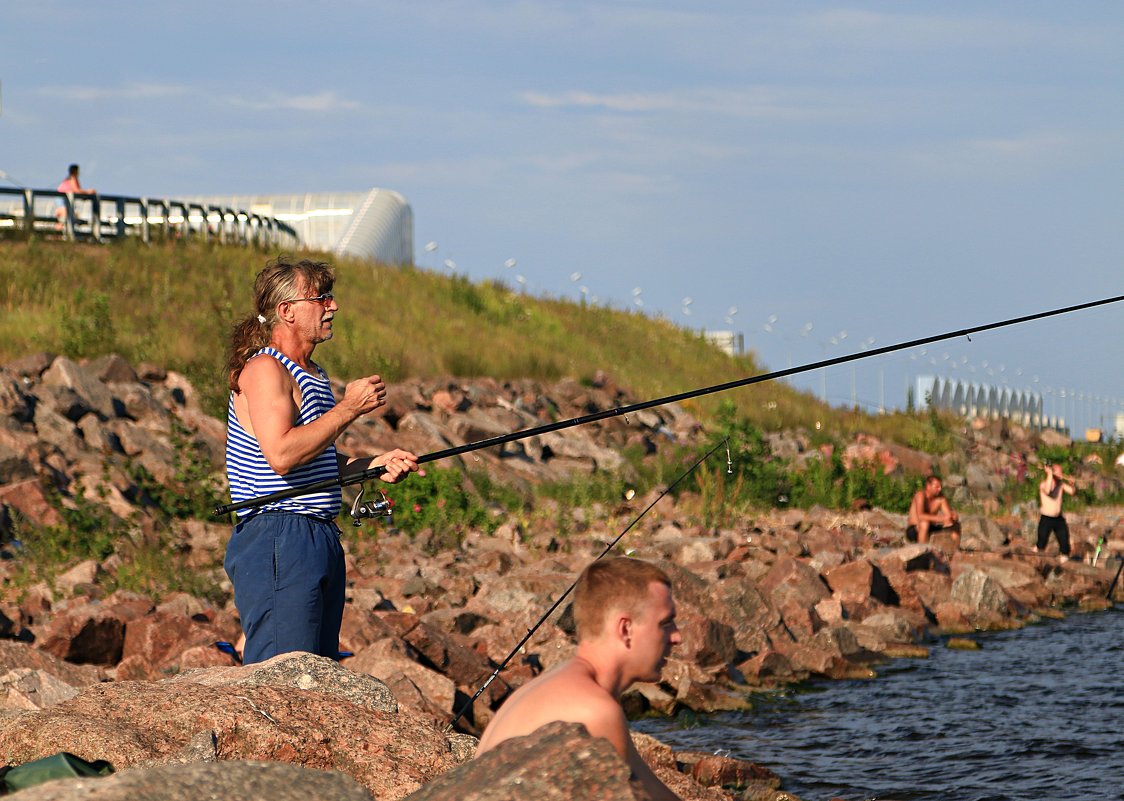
[0,238,939,447]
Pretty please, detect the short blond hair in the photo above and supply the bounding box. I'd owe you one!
[572,557,671,641]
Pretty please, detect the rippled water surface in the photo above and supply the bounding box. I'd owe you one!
[636,608,1124,801]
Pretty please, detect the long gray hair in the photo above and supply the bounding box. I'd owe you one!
[225,256,334,392]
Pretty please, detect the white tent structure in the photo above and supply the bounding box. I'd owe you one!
[916,374,1050,430]
[186,188,413,264]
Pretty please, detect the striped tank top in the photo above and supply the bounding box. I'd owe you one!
[225,347,341,520]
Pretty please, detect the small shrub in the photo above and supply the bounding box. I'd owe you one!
[373,467,494,551]
[60,289,116,358]
[703,400,791,508]
[11,487,122,570]
[907,405,957,454]
[126,418,225,520]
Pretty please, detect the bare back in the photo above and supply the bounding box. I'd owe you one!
[476,659,625,755]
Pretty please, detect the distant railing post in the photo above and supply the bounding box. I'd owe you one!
[155,200,168,241]
[62,193,75,240]
[22,189,33,239]
[90,195,102,242]
[168,201,183,240]
[139,198,150,243]
[115,197,126,240]
[189,203,207,242]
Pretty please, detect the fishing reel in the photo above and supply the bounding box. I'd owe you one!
[349,484,394,527]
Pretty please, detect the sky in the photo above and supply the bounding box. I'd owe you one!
[2,2,1121,438]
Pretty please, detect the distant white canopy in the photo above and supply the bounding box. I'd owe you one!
[185,188,413,265]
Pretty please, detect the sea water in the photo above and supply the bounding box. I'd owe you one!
[636,607,1124,801]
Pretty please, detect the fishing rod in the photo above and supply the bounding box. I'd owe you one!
[213,292,1124,518]
[1108,556,1124,601]
[445,437,731,732]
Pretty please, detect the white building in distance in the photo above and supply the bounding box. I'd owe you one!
[916,374,1049,430]
[185,188,413,264]
[704,330,744,356]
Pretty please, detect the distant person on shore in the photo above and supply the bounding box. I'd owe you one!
[1034,463,1075,561]
[54,163,96,229]
[906,475,960,547]
[223,256,421,665]
[476,557,683,801]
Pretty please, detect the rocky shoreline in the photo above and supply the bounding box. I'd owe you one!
[1,354,1122,800]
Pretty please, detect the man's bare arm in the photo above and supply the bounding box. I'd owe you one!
[932,497,958,523]
[240,356,385,475]
[338,449,421,483]
[583,703,681,801]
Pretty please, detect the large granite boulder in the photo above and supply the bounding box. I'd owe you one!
[3,760,374,801]
[0,653,461,800]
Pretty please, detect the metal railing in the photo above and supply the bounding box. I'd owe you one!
[0,187,299,249]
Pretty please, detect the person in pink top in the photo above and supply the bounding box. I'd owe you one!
[57,163,94,195]
[55,164,96,229]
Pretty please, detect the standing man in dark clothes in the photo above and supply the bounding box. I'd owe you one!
[1035,463,1075,561]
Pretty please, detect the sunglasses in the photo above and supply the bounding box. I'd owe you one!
[284,292,334,307]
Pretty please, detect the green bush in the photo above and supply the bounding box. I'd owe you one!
[370,467,494,550]
[60,289,116,358]
[702,400,791,508]
[693,400,918,517]
[10,481,123,572]
[127,418,226,520]
[907,404,957,454]
[6,470,223,602]
[789,451,915,513]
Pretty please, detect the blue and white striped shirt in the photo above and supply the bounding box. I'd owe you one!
[225,347,342,520]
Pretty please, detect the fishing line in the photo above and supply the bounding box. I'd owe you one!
[214,292,1124,517]
[445,437,730,732]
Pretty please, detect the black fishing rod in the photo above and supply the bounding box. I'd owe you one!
[213,292,1124,518]
[445,437,731,732]
[1108,556,1124,601]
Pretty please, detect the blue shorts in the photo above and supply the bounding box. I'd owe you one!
[224,511,345,665]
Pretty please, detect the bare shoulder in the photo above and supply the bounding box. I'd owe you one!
[238,352,290,392]
[477,662,625,756]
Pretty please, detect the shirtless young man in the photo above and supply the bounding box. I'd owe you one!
[1035,463,1076,561]
[906,475,960,547]
[475,557,683,801]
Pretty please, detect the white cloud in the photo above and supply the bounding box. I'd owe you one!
[519,87,819,120]
[37,83,189,102]
[901,130,1101,181]
[225,90,362,113]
